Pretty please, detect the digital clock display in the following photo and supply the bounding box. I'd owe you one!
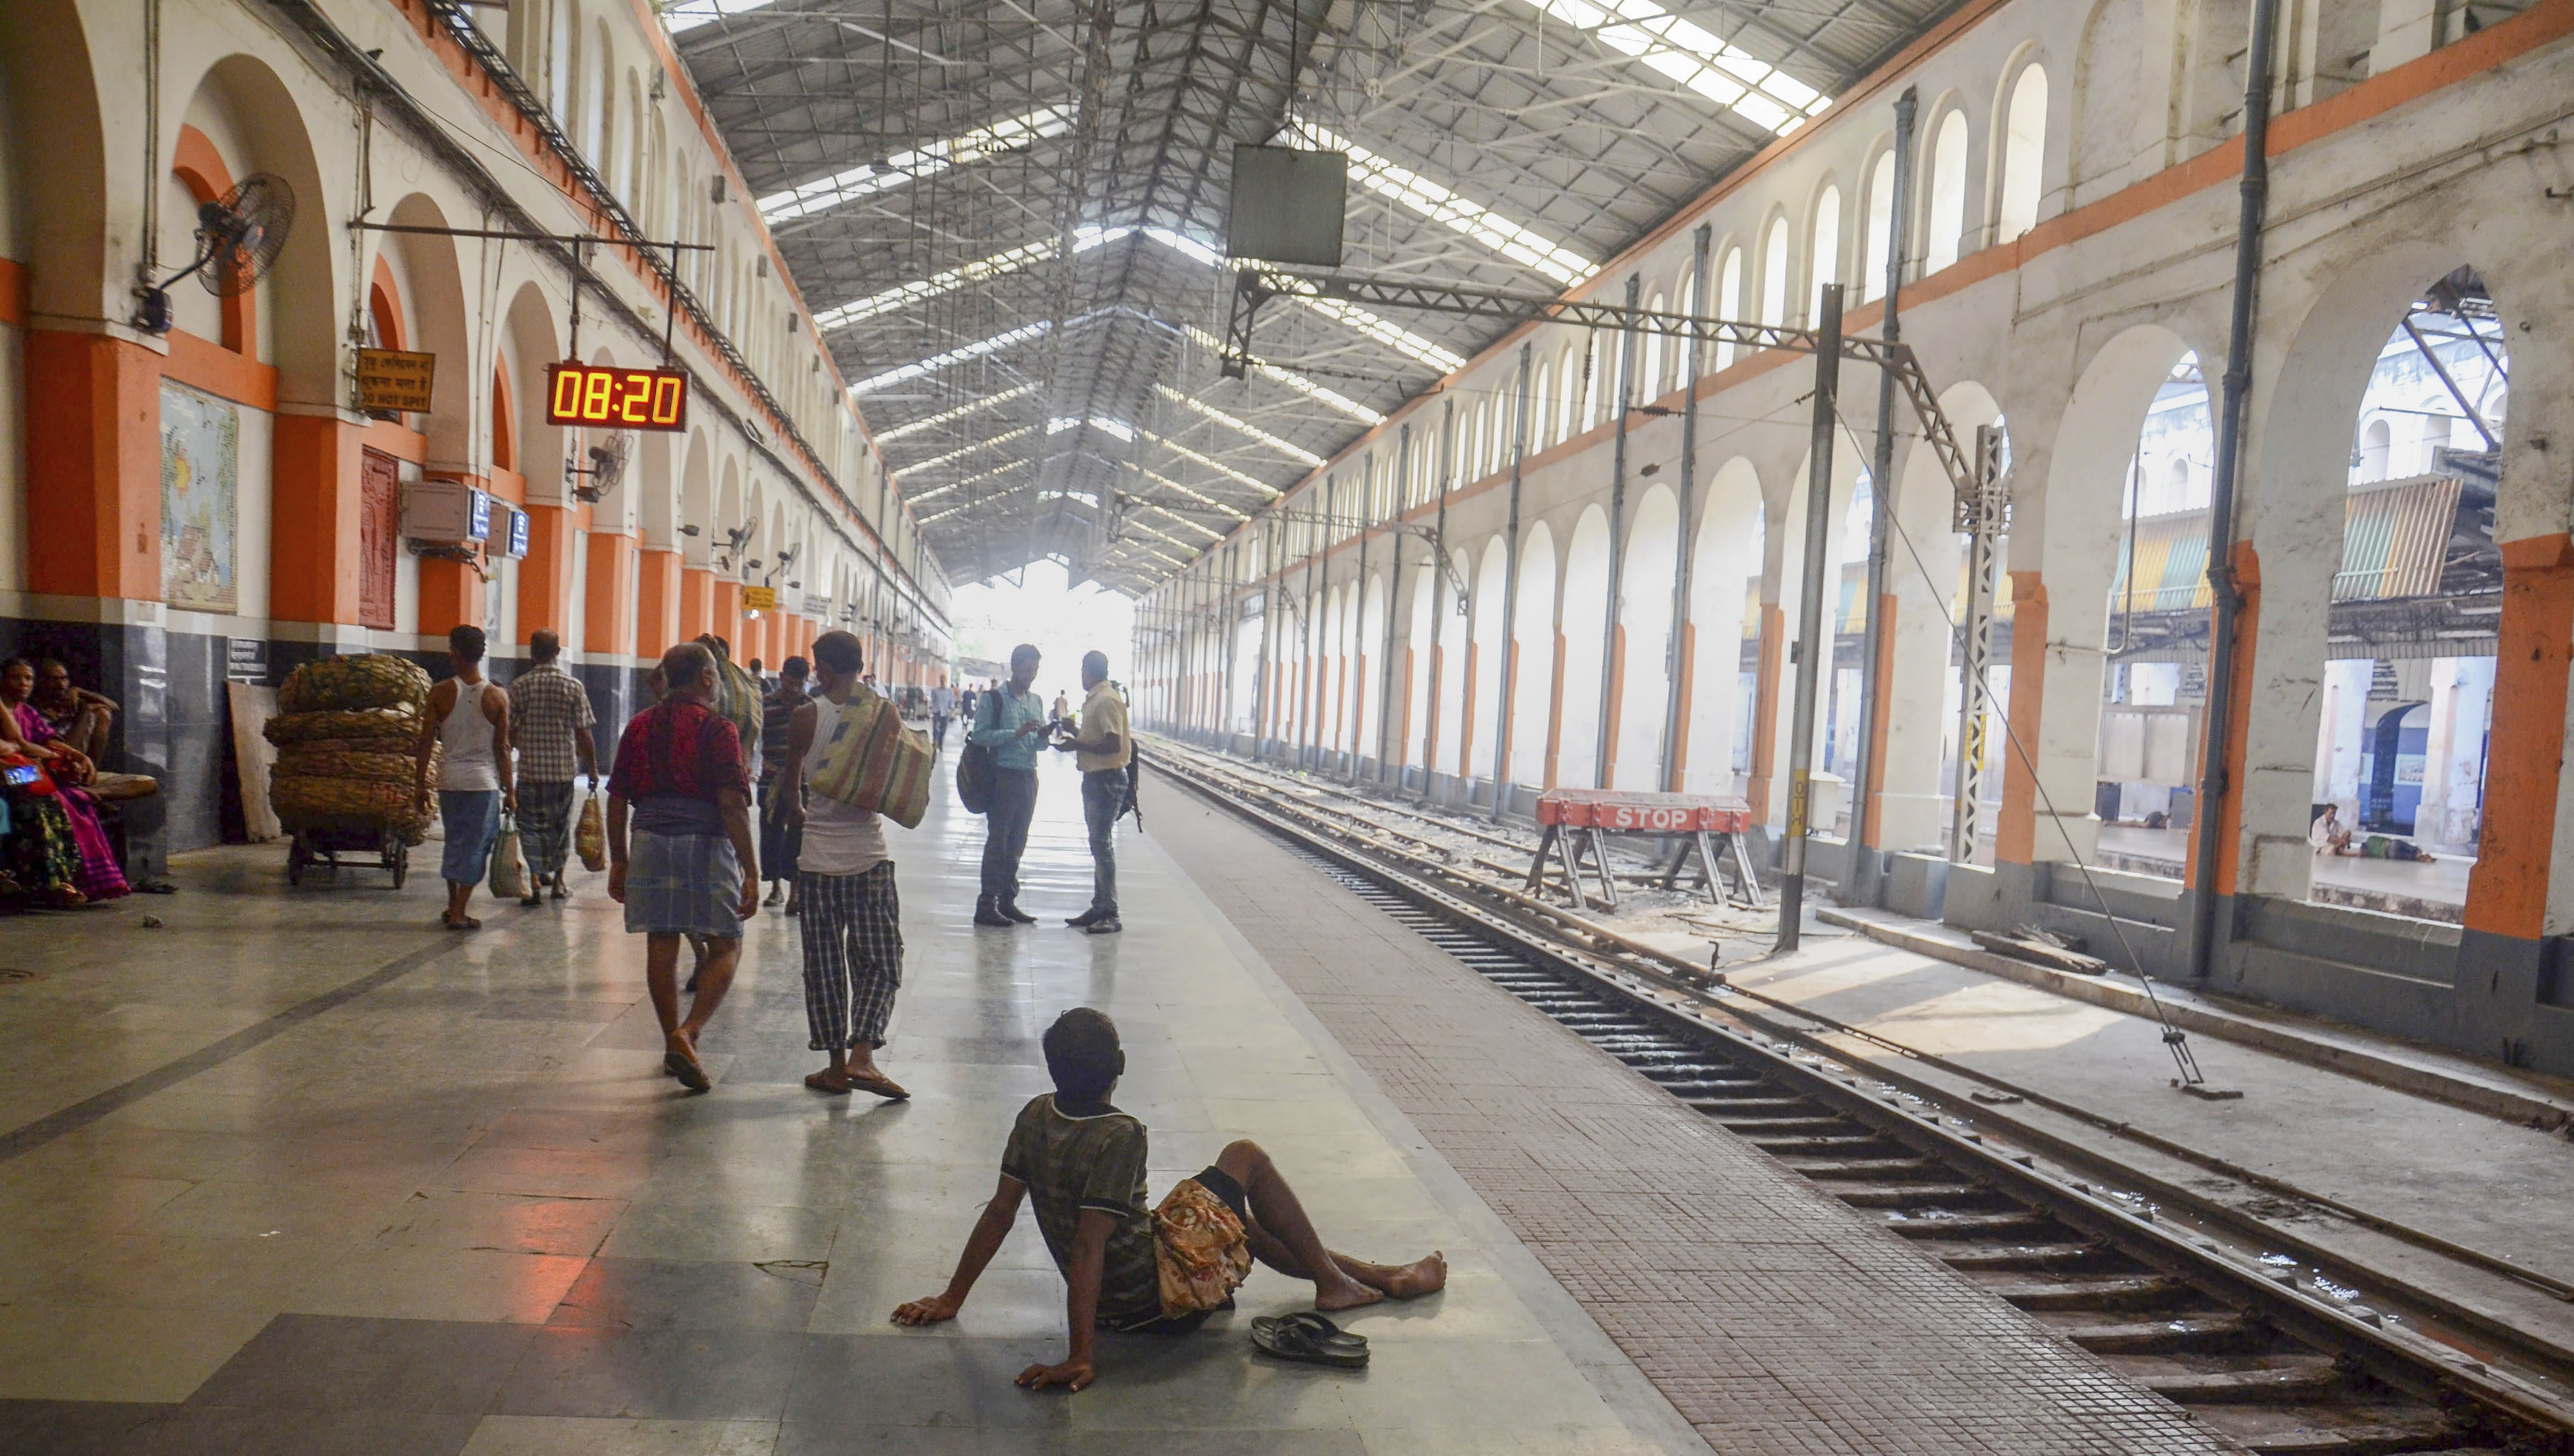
[544,362,689,431]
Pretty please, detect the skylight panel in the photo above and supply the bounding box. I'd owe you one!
[1146,434,1285,498]
[849,320,1050,397]
[1180,325,1383,424]
[1513,0,1829,133]
[1156,385,1325,466]
[662,0,774,34]
[1296,298,1468,373]
[1138,503,1226,539]
[1136,468,1252,520]
[759,108,1072,224]
[1048,415,1138,442]
[903,426,1037,478]
[1292,122,1595,286]
[818,228,1129,331]
[874,385,1037,444]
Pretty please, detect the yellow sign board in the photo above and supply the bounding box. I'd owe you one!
[357,348,437,413]
[742,585,779,611]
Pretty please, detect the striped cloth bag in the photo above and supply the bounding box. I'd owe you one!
[808,689,934,828]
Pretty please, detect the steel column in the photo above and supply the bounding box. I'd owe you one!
[1492,343,1535,821]
[1777,285,1846,953]
[1662,227,1711,792]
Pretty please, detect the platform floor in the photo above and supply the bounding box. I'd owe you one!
[0,760,2232,1453]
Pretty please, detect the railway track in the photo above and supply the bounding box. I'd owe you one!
[1146,736,2574,1455]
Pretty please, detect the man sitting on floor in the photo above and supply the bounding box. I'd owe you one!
[891,1007,1446,1391]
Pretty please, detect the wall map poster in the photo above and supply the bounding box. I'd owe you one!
[159,381,239,613]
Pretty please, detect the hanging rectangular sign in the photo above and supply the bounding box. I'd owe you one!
[544,362,689,431]
[357,348,437,412]
[742,585,779,611]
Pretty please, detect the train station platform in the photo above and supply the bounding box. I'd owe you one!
[0,760,2232,1454]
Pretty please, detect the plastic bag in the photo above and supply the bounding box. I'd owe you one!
[489,814,526,900]
[576,793,606,872]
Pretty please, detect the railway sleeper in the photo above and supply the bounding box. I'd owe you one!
[2203,1399,2481,1456]
[1830,1182,2006,1209]
[1936,1242,2112,1272]
[1712,1116,1850,1135]
[1789,1156,1939,1180]
[1748,1134,1902,1157]
[1689,1097,1818,1117]
[1978,1274,2194,1310]
[2128,1355,2346,1403]
[1882,1210,2059,1238]
[2058,1313,2263,1354]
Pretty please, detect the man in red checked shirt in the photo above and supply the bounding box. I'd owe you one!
[607,641,760,1093]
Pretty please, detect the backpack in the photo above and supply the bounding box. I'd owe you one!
[956,690,999,814]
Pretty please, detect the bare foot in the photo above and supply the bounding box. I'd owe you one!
[1379,1252,1447,1299]
[1313,1278,1384,1312]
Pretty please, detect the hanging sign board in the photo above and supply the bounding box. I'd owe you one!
[356,348,437,412]
[742,585,779,611]
[545,362,689,431]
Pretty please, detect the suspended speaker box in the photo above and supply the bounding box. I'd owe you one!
[1226,145,1348,268]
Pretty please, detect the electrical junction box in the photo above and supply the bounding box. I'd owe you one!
[404,478,492,546]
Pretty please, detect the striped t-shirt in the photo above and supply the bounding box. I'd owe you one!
[999,1094,1163,1325]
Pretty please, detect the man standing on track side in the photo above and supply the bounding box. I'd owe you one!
[971,644,1049,929]
[1054,650,1129,935]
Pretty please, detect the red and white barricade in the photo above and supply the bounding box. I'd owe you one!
[1526,790,1763,911]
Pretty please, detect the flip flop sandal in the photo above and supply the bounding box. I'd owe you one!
[1252,1314,1367,1369]
[1254,1312,1367,1354]
[803,1071,853,1095]
[665,1038,711,1093]
[846,1072,911,1102]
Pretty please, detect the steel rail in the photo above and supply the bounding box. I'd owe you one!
[1144,734,2574,1412]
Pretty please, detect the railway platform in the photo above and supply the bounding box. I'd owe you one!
[0,756,2265,1454]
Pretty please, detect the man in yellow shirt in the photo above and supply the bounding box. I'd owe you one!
[1054,650,1131,935]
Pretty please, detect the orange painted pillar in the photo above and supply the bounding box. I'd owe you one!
[2465,534,2574,941]
[269,416,364,624]
[1457,645,1478,781]
[1542,634,1567,790]
[519,504,581,645]
[2185,545,2261,890]
[1746,605,1783,820]
[584,532,638,658]
[679,568,715,643]
[714,580,743,656]
[417,559,480,639]
[638,549,683,658]
[24,331,164,601]
[1602,624,1627,788]
[1994,573,2048,867]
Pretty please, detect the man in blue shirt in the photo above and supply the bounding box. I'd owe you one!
[972,643,1052,927]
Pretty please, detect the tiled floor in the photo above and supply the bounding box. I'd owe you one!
[0,760,1697,1454]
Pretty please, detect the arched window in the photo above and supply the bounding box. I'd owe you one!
[1532,360,1552,449]
[1715,247,1743,368]
[1926,110,1969,272]
[1758,214,1792,328]
[2358,418,2391,480]
[1559,344,1582,442]
[1643,292,1666,397]
[492,364,517,472]
[589,24,614,166]
[1808,187,1841,320]
[1996,65,2048,244]
[1861,151,1896,302]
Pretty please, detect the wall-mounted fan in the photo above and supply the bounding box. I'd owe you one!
[568,430,633,503]
[134,173,296,335]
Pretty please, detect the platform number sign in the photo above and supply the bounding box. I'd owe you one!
[545,362,689,431]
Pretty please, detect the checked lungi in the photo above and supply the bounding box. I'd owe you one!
[517,781,579,881]
[797,860,903,1051]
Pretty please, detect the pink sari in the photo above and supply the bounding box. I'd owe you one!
[12,703,127,900]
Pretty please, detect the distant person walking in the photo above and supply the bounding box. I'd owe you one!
[971,644,1050,928]
[414,625,515,931]
[1051,689,1072,725]
[1054,650,1130,935]
[506,629,598,906]
[929,681,955,748]
[607,642,759,1093]
[782,630,910,1100]
[760,657,811,911]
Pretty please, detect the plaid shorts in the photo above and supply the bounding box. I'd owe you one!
[624,830,743,939]
[798,861,902,1050]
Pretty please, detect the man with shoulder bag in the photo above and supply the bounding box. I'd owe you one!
[966,644,1048,928]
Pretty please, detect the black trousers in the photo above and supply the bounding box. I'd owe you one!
[980,768,1039,903]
